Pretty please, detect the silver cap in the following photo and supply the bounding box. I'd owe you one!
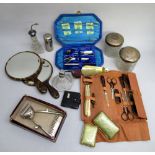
[105,32,124,47]
[44,33,52,40]
[119,46,140,63]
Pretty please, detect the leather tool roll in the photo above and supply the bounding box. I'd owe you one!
[80,70,150,142]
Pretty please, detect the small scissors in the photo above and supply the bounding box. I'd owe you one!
[121,106,134,121]
[107,77,117,99]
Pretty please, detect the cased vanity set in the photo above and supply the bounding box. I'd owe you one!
[5,12,150,147]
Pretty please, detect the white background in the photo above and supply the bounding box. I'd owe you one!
[0,3,155,152]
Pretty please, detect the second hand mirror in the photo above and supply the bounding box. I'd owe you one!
[25,59,60,99]
[37,59,60,99]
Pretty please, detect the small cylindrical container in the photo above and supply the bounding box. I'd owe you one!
[84,84,91,117]
[81,65,106,76]
[44,33,53,52]
[105,32,124,57]
[116,46,140,71]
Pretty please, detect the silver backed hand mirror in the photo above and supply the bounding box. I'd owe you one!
[5,51,41,80]
[38,59,60,98]
[25,59,59,99]
[5,51,59,99]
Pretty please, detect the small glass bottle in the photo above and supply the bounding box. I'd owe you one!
[28,23,44,54]
[52,70,73,92]
[81,65,107,76]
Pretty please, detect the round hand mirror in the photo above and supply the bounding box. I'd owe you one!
[5,51,41,80]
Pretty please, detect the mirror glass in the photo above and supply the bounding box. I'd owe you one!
[5,51,41,80]
[37,59,53,82]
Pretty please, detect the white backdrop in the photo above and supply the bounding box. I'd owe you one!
[0,3,155,152]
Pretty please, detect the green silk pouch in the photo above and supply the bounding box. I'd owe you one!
[81,123,98,147]
[93,112,119,139]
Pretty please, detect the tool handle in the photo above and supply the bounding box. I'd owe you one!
[100,76,106,87]
[36,80,48,94]
[84,84,91,117]
[121,107,129,121]
[45,81,60,99]
[128,91,137,114]
[122,74,131,89]
[119,76,125,88]
[84,99,91,117]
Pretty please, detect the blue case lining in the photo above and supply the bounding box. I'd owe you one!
[55,46,103,70]
[54,13,104,70]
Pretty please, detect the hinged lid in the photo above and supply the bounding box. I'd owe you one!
[54,13,102,46]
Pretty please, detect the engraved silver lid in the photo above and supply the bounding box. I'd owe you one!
[105,32,124,47]
[44,33,52,40]
[119,46,140,63]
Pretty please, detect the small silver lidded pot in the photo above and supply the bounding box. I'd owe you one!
[105,32,124,57]
[116,46,140,71]
[44,33,53,52]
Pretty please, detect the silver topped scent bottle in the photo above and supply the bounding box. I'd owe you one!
[52,70,73,92]
[28,23,44,54]
[105,32,124,58]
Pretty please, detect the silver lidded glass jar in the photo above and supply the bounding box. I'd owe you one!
[105,32,124,58]
[116,46,140,71]
[44,33,53,52]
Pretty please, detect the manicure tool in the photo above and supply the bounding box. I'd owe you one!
[83,77,92,117]
[91,93,96,108]
[119,75,128,102]
[121,106,134,121]
[100,76,109,107]
[107,77,117,99]
[121,74,137,115]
